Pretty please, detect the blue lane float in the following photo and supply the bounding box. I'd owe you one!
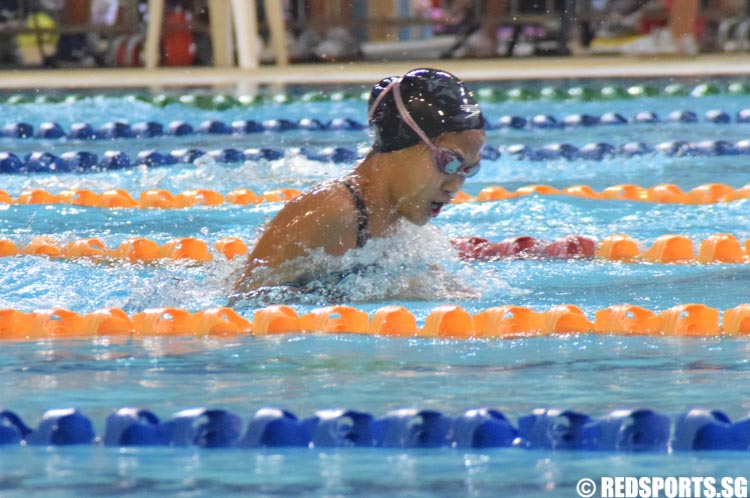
[4,407,750,451]
[99,121,134,139]
[132,121,164,138]
[1,109,750,142]
[232,119,265,133]
[69,122,99,140]
[4,137,750,174]
[2,122,34,138]
[633,111,660,124]
[0,152,24,173]
[36,122,67,139]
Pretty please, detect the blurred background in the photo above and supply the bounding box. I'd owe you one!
[0,0,748,69]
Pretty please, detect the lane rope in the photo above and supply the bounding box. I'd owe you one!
[1,108,750,141]
[2,233,749,265]
[1,302,749,339]
[0,405,745,451]
[0,80,746,108]
[3,138,750,175]
[1,182,748,208]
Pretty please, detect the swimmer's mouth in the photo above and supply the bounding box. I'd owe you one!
[429,202,445,217]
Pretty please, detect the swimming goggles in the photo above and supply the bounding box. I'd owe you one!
[368,78,481,178]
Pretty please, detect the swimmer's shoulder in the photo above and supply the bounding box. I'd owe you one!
[275,179,354,222]
[264,179,359,253]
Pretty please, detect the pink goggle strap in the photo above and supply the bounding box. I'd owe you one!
[367,78,399,123]
[367,77,437,151]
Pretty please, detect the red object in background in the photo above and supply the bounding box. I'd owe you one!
[451,236,543,261]
[113,34,144,66]
[452,235,596,261]
[162,8,195,66]
[542,235,596,259]
[452,236,494,260]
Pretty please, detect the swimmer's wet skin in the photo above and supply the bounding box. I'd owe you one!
[232,68,486,302]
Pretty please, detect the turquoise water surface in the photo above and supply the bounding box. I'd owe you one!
[1,80,750,497]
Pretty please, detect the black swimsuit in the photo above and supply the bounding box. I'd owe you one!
[341,180,370,248]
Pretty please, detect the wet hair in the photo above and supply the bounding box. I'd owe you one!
[367,68,485,153]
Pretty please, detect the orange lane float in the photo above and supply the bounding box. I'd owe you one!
[2,233,750,265]
[0,309,36,340]
[1,303,750,340]
[65,238,108,258]
[110,237,160,262]
[157,237,212,262]
[259,188,301,203]
[595,234,641,262]
[594,305,660,335]
[450,191,474,203]
[58,189,103,206]
[226,188,261,205]
[0,240,19,257]
[253,305,302,335]
[476,186,514,202]
[214,237,248,260]
[132,308,200,336]
[86,308,134,336]
[133,308,252,336]
[658,304,721,337]
[642,235,695,263]
[602,184,648,201]
[196,307,253,336]
[473,306,542,338]
[516,184,561,196]
[300,306,369,334]
[541,305,596,334]
[22,236,63,257]
[688,183,737,204]
[563,185,604,199]
[647,184,688,203]
[139,189,175,209]
[16,189,60,204]
[697,233,748,264]
[421,305,476,339]
[172,189,224,208]
[99,189,138,208]
[2,183,750,208]
[30,308,90,339]
[366,305,419,337]
[723,304,750,336]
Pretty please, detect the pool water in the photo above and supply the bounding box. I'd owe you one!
[1,80,750,497]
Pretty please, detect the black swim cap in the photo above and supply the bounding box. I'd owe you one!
[367,68,484,153]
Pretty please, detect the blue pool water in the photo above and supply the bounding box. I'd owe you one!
[1,79,750,497]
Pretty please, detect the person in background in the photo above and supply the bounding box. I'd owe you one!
[621,0,701,55]
[231,68,485,302]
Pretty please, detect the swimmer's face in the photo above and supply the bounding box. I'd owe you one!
[393,129,485,226]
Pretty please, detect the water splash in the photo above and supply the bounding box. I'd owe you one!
[231,221,512,308]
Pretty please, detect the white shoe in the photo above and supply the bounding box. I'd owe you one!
[621,29,697,56]
[676,34,699,56]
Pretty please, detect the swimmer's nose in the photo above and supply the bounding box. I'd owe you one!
[442,174,464,195]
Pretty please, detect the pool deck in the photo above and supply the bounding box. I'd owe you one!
[1,53,750,90]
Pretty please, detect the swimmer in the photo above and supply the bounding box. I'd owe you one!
[231,68,485,300]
